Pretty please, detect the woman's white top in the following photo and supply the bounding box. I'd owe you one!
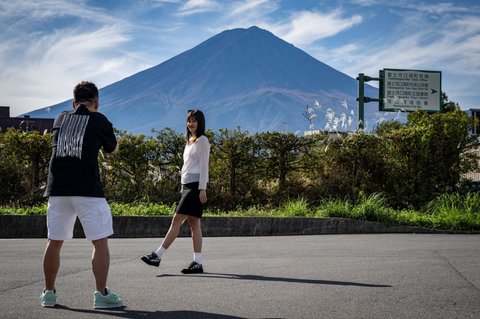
[180,135,210,190]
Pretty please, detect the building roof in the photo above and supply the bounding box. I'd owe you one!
[0,106,54,133]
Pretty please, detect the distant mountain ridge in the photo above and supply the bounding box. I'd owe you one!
[24,26,392,134]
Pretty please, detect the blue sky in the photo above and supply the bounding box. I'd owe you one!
[1,0,479,116]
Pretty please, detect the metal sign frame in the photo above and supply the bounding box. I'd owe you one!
[379,68,441,113]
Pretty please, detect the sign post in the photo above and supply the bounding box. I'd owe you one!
[356,68,442,130]
[356,73,380,130]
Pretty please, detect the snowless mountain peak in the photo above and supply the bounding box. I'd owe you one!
[25,26,385,134]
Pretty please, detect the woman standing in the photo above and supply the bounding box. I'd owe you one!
[141,109,210,274]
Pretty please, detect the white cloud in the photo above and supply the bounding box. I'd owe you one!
[0,1,147,116]
[269,9,363,46]
[229,0,276,16]
[0,26,144,115]
[409,2,472,15]
[0,0,117,25]
[207,0,279,32]
[348,0,380,5]
[309,7,480,108]
[334,15,480,78]
[176,0,220,16]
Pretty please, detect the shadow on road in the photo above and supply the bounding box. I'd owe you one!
[54,305,277,319]
[156,272,392,288]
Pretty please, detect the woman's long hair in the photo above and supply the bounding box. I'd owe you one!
[186,109,206,144]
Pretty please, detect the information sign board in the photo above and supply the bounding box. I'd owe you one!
[379,69,441,112]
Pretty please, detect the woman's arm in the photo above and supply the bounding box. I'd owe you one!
[197,136,210,190]
[197,136,210,203]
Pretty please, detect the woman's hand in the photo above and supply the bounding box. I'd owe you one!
[199,189,207,204]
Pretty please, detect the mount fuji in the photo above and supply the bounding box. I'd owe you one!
[24,26,393,134]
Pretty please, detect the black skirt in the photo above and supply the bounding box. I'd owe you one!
[175,182,204,218]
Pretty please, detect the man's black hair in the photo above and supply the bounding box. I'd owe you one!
[73,81,98,102]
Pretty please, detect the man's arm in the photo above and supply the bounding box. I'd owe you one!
[110,142,119,155]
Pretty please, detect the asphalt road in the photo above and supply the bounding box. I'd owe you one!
[1,234,479,319]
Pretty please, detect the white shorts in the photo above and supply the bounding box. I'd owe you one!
[47,196,114,241]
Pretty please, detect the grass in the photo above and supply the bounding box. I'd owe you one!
[109,202,174,216]
[1,193,479,231]
[0,203,48,215]
[425,193,480,230]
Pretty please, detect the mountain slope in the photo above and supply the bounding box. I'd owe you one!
[25,26,386,134]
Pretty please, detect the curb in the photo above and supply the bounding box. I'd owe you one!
[0,215,471,238]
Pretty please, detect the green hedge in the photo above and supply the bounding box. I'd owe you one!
[1,110,479,210]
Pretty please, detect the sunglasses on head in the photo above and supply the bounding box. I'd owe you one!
[188,109,196,113]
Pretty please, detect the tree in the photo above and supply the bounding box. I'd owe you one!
[319,132,387,200]
[211,127,256,202]
[254,132,314,192]
[440,92,460,113]
[379,109,479,207]
[152,128,185,187]
[101,130,159,202]
[0,128,50,204]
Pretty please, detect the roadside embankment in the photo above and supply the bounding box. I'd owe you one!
[0,215,466,238]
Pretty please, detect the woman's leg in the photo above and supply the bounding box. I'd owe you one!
[188,216,202,257]
[141,213,188,267]
[161,213,188,249]
[180,216,204,273]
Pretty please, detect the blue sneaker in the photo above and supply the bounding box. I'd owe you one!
[40,289,57,307]
[93,288,124,309]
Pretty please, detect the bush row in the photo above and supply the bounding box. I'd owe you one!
[1,110,478,210]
